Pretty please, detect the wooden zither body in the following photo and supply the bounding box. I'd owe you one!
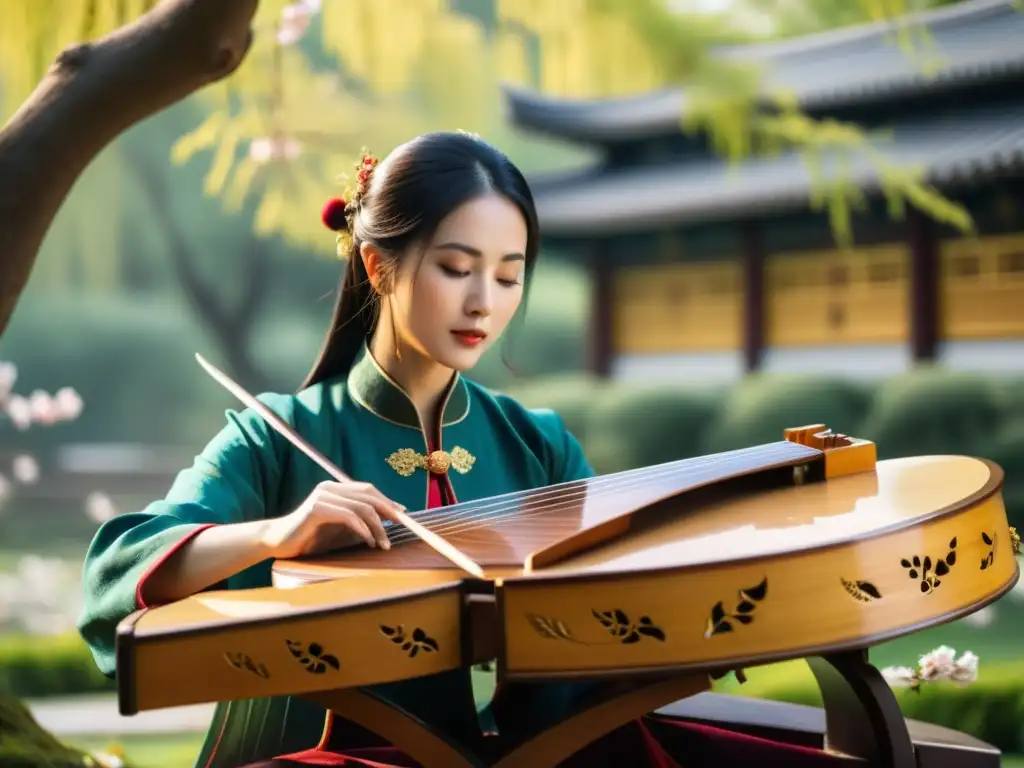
[116,425,1019,718]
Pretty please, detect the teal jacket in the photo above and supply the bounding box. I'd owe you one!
[77,344,594,767]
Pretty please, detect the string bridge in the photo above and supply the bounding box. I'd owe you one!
[783,424,877,480]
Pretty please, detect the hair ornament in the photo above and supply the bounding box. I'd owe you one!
[321,197,348,231]
[354,149,378,199]
[322,148,379,259]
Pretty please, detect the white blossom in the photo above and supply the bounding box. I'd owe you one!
[880,665,917,688]
[29,389,58,425]
[949,650,979,686]
[0,554,84,636]
[5,394,32,430]
[962,604,996,628]
[0,361,16,399]
[54,386,83,420]
[249,136,303,164]
[87,752,125,768]
[881,646,980,691]
[918,644,957,681]
[277,0,320,46]
[85,491,119,524]
[11,454,39,484]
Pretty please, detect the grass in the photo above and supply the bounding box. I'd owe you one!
[69,733,204,768]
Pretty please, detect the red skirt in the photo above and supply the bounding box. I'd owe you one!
[244,716,850,767]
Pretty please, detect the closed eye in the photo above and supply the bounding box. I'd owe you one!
[441,265,470,278]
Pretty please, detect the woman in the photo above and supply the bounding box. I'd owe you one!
[78,132,849,768]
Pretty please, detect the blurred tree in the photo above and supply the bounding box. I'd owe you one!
[736,0,970,39]
[129,144,275,391]
[0,0,978,338]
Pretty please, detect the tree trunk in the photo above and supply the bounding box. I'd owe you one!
[131,150,274,392]
[0,0,260,338]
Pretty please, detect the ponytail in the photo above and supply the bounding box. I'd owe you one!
[299,250,377,390]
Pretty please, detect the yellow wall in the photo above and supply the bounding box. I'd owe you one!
[765,244,910,346]
[941,234,1024,339]
[612,261,743,353]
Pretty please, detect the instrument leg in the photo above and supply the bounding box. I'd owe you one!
[807,650,916,768]
[491,674,710,768]
[304,688,488,768]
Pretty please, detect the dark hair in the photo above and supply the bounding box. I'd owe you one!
[300,131,540,390]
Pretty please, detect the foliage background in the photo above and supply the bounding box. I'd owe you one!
[0,0,1021,766]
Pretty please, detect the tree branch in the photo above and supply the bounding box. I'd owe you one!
[130,151,272,391]
[0,0,260,337]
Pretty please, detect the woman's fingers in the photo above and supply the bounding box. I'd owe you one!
[323,483,404,531]
[343,498,391,549]
[312,500,376,548]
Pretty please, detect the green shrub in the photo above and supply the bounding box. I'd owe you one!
[497,373,607,444]
[722,659,1024,754]
[990,421,1024,529]
[584,383,721,474]
[0,634,113,699]
[0,695,91,768]
[700,374,872,454]
[861,367,1010,459]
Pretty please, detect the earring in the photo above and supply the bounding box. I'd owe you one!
[389,295,402,361]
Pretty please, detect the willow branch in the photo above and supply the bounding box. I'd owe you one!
[0,0,261,337]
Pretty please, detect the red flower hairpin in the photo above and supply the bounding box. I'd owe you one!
[321,148,379,259]
[355,150,378,198]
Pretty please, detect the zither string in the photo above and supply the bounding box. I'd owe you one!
[386,442,816,545]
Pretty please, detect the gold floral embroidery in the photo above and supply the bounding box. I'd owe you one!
[449,447,476,474]
[385,447,476,477]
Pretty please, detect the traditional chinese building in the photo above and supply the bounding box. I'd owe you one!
[505,0,1024,381]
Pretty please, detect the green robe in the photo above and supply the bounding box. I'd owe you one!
[77,343,594,767]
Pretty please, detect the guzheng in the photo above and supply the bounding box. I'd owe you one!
[115,423,1019,717]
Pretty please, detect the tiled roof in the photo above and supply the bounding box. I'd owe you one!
[505,0,1024,144]
[531,101,1024,236]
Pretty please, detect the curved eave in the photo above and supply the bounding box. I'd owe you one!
[531,103,1024,239]
[504,0,1024,145]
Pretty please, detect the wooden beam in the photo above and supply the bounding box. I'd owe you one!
[741,223,765,373]
[907,209,940,362]
[588,244,613,377]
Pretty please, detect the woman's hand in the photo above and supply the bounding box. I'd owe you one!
[260,481,406,559]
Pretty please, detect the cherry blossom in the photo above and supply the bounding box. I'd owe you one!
[54,386,83,420]
[0,360,16,399]
[880,646,979,692]
[5,394,32,430]
[11,454,39,484]
[85,491,119,524]
[249,135,303,164]
[881,665,917,688]
[277,0,321,46]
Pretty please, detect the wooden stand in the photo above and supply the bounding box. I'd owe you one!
[298,651,999,768]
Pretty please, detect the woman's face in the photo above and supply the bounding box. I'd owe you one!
[389,193,528,372]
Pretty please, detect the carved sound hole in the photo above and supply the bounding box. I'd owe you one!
[981,532,997,570]
[285,639,340,674]
[525,609,666,645]
[592,610,666,644]
[380,625,439,658]
[841,578,882,602]
[224,651,270,679]
[704,577,768,639]
[901,538,957,594]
